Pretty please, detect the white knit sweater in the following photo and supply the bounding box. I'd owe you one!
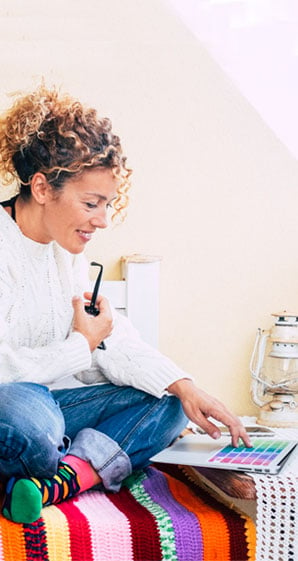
[0,206,190,398]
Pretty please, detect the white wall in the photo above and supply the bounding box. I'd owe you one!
[1,0,298,415]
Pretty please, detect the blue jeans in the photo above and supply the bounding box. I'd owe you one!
[0,382,187,491]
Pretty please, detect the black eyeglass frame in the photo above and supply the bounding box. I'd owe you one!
[85,261,106,350]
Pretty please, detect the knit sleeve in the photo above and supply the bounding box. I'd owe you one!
[0,255,91,384]
[0,216,92,385]
[76,309,193,398]
[0,326,92,385]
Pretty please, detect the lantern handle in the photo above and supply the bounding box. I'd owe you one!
[250,329,275,407]
[250,329,277,388]
[250,328,268,381]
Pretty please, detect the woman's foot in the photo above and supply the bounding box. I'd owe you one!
[2,462,80,524]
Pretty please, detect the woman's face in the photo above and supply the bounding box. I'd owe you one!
[41,167,119,253]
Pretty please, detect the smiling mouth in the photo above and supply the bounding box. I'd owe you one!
[77,230,93,241]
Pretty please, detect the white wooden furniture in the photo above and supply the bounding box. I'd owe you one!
[102,254,162,348]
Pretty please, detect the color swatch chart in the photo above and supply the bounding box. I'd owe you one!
[207,438,289,467]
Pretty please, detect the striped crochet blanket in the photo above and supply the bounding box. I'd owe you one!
[0,464,255,561]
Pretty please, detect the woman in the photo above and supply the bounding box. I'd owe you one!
[0,84,250,524]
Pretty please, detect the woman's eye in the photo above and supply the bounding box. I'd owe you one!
[85,202,97,209]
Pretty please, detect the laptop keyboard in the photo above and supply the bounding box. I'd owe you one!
[207,438,290,467]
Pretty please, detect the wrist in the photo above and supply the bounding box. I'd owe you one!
[72,328,96,352]
[167,378,194,398]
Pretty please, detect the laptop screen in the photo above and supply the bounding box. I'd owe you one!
[207,438,292,469]
[151,434,298,474]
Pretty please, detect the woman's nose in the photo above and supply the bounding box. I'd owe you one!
[90,209,108,229]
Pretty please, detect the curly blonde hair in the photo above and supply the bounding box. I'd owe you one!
[0,84,131,219]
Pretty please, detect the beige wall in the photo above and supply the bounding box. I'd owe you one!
[1,0,298,415]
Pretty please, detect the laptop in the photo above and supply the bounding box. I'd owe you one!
[150,434,298,475]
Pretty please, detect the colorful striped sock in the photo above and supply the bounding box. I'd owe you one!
[2,462,81,524]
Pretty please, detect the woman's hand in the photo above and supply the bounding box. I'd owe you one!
[167,378,251,447]
[71,292,113,352]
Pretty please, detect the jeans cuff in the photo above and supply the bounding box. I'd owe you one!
[69,428,132,492]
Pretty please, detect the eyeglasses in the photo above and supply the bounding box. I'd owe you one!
[85,261,106,350]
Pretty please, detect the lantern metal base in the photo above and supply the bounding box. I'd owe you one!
[256,402,298,428]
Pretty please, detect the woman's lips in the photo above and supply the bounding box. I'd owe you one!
[77,230,93,242]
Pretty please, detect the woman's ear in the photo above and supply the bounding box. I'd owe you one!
[30,173,52,204]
